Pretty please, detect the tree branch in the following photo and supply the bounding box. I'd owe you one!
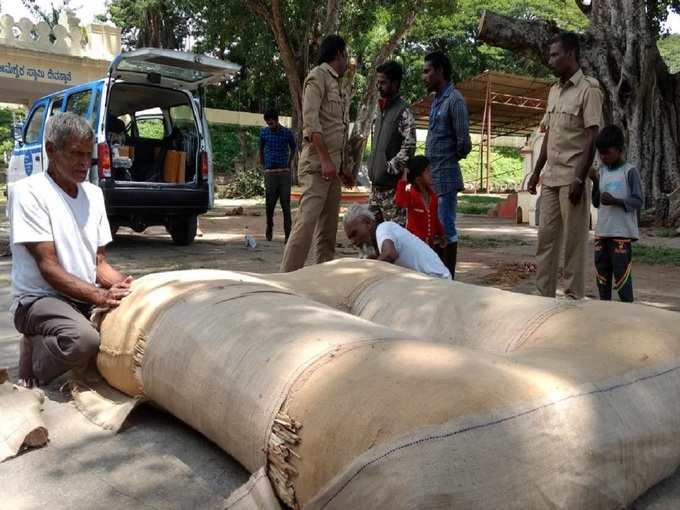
[240,0,304,121]
[323,0,343,35]
[271,0,304,117]
[240,0,274,28]
[477,10,564,67]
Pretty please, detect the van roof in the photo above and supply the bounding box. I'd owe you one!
[33,79,107,103]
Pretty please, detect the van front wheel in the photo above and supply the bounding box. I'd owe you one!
[168,215,198,246]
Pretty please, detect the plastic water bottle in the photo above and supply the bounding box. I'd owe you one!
[244,226,257,249]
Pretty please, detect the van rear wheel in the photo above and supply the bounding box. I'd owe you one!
[168,215,198,246]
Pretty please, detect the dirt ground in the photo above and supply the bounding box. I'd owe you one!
[103,201,680,312]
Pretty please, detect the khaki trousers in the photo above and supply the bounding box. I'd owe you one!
[280,172,342,272]
[535,185,590,299]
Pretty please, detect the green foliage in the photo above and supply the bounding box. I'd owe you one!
[222,166,265,199]
[653,227,679,238]
[634,244,680,266]
[459,146,524,188]
[185,0,299,113]
[397,0,588,103]
[20,0,63,27]
[137,119,165,139]
[103,0,680,123]
[658,34,680,73]
[209,124,261,174]
[0,107,16,159]
[105,0,191,49]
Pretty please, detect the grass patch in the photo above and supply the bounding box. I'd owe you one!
[460,195,506,205]
[458,205,490,215]
[459,235,531,249]
[634,244,680,266]
[457,194,505,215]
[653,228,678,238]
[458,204,493,215]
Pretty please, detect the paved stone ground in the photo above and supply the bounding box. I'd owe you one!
[3,202,680,509]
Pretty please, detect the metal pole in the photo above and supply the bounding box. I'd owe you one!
[479,103,487,192]
[486,91,492,193]
[479,75,490,192]
[479,72,491,192]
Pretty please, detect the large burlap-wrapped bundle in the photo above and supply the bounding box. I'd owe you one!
[97,261,680,509]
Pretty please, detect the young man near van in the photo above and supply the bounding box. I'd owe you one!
[10,112,132,387]
[260,109,296,242]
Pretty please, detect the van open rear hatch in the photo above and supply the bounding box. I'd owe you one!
[108,48,240,90]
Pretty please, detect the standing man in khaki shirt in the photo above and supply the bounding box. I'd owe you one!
[528,33,603,299]
[280,34,351,272]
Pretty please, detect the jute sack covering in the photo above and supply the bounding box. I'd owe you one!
[97,269,248,396]
[267,258,563,353]
[0,369,48,462]
[97,265,680,509]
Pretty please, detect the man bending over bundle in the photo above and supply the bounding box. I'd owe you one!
[343,204,451,279]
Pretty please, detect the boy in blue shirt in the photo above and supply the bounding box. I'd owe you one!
[591,126,643,302]
[259,110,297,242]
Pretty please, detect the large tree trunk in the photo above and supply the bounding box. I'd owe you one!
[241,0,314,183]
[347,5,420,181]
[478,4,680,225]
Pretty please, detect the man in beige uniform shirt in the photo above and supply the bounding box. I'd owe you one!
[528,33,603,299]
[280,34,351,272]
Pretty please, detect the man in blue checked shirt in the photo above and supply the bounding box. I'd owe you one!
[423,52,472,279]
[260,109,297,242]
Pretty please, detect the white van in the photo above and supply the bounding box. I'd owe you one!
[8,48,239,245]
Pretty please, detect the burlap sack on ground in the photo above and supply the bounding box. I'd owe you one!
[0,369,48,462]
[95,263,680,509]
[268,258,563,353]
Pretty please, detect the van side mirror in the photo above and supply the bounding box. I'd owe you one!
[13,123,24,147]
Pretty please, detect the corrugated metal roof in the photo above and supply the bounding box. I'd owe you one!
[412,70,552,137]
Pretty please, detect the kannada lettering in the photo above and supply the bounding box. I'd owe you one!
[0,62,24,78]
[0,62,72,84]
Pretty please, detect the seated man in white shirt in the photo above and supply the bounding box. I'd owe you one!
[343,204,451,279]
[10,112,132,387]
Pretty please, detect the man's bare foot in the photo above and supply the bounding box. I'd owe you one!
[18,336,38,388]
